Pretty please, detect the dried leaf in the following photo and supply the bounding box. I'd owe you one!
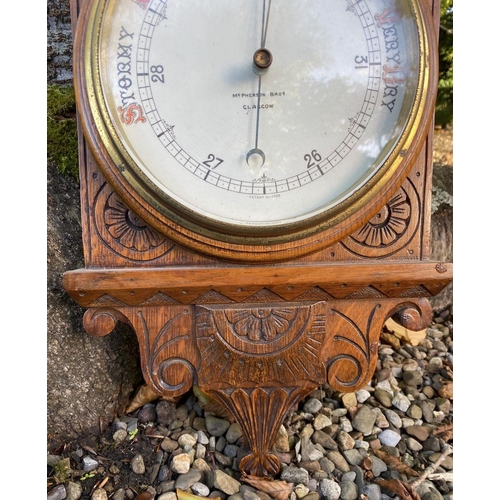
[126,384,162,413]
[438,381,453,399]
[193,386,235,421]
[177,489,220,500]
[439,431,453,443]
[433,423,453,442]
[433,423,452,435]
[242,474,293,500]
[375,478,421,500]
[380,331,401,350]
[372,450,420,477]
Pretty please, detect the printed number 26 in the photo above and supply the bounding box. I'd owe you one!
[304,150,322,168]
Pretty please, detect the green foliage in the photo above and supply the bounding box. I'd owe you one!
[436,0,453,127]
[80,472,96,481]
[47,84,79,178]
[52,458,71,484]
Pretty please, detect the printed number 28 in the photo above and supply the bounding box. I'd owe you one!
[151,65,164,83]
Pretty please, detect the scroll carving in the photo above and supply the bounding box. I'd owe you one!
[389,298,433,331]
[83,306,201,398]
[322,298,434,393]
[83,307,128,337]
[325,304,382,392]
[133,307,199,397]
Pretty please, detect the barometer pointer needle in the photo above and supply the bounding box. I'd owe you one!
[247,0,272,167]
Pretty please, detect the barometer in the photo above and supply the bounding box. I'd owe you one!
[76,0,436,260]
[65,0,451,478]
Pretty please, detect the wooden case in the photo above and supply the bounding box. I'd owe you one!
[64,0,451,477]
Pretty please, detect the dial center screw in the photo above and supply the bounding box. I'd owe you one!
[253,48,273,75]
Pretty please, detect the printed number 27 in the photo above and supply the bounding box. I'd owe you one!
[203,154,224,169]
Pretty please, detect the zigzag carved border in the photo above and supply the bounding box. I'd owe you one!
[86,284,433,308]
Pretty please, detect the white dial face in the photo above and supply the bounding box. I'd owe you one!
[98,0,421,230]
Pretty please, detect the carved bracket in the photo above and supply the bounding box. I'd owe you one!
[321,298,431,393]
[80,297,432,476]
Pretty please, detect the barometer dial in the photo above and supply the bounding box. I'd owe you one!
[76,0,436,259]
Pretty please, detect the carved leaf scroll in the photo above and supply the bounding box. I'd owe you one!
[322,299,433,393]
[82,306,201,398]
[212,385,317,477]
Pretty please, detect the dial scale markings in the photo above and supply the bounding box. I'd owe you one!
[134,0,383,196]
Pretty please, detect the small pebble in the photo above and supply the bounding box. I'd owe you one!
[313,414,332,430]
[113,429,128,443]
[65,482,82,500]
[351,406,377,435]
[131,454,146,474]
[384,409,402,428]
[171,453,191,474]
[362,483,382,500]
[342,449,363,466]
[378,429,401,447]
[304,398,323,414]
[175,469,202,490]
[281,466,310,485]
[205,415,231,437]
[340,480,358,500]
[337,430,355,451]
[179,433,198,449]
[370,456,388,477]
[406,437,423,451]
[47,484,66,500]
[138,405,157,423]
[192,482,211,497]
[91,489,108,500]
[392,393,411,412]
[226,423,243,443]
[356,389,371,403]
[295,484,310,499]
[212,469,241,495]
[319,479,341,500]
[82,456,99,472]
